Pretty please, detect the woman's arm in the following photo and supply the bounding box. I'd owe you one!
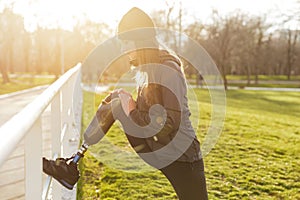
[129,64,184,141]
[119,92,136,116]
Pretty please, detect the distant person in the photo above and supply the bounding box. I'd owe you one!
[196,72,204,88]
[43,7,208,200]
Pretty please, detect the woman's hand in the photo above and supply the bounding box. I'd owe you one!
[118,89,136,116]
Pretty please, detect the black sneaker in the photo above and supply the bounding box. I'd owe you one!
[43,156,79,190]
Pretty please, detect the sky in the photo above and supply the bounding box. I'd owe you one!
[0,0,298,32]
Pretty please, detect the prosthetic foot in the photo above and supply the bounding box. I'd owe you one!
[42,143,88,190]
[43,156,79,190]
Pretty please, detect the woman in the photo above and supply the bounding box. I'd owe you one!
[116,7,208,200]
[43,7,208,200]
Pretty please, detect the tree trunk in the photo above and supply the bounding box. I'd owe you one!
[223,73,228,90]
[246,65,251,86]
[286,30,298,80]
[286,30,292,80]
[220,63,228,90]
[255,68,259,85]
[0,65,10,83]
[8,46,14,73]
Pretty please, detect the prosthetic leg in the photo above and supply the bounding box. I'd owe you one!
[43,92,119,190]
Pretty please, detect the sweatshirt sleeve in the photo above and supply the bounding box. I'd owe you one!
[129,61,184,142]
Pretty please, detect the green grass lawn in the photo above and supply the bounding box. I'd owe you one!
[0,76,56,94]
[187,75,300,88]
[77,89,300,200]
[226,75,300,81]
[227,83,300,89]
[187,74,300,81]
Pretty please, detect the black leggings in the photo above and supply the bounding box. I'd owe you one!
[160,159,208,200]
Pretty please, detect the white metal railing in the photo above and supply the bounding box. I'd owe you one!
[42,153,58,200]
[0,63,82,200]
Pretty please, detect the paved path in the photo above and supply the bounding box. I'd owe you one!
[0,87,48,199]
[83,83,300,93]
[0,86,78,200]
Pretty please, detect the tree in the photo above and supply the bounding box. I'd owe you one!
[285,29,298,80]
[0,6,26,83]
[237,16,269,85]
[203,10,243,90]
[269,32,286,75]
[0,8,12,83]
[74,19,111,46]
[151,1,185,51]
[273,0,300,79]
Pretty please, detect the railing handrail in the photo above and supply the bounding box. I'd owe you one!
[0,63,81,167]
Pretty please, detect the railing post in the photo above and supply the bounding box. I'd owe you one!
[73,68,82,144]
[51,92,62,199]
[25,118,42,200]
[61,81,72,157]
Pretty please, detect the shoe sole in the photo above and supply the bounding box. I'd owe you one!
[56,178,75,190]
[45,170,76,190]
